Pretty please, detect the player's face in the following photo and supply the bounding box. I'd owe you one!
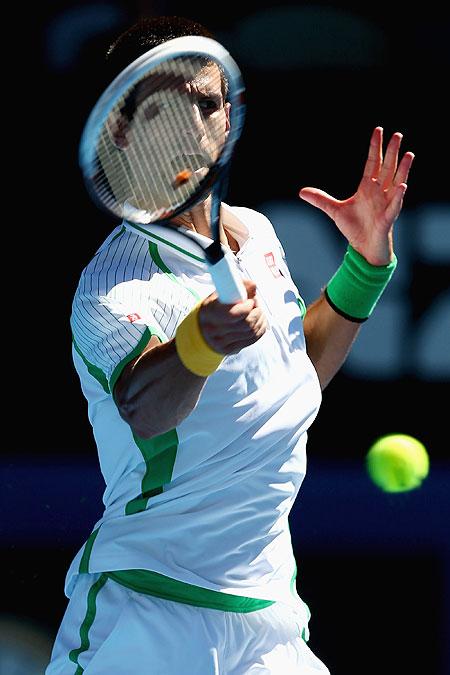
[105,62,230,215]
[139,62,230,176]
[181,63,230,169]
[108,63,230,164]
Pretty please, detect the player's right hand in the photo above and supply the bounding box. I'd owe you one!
[198,279,267,355]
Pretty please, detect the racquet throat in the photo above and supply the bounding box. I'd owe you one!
[172,201,238,253]
[205,239,224,264]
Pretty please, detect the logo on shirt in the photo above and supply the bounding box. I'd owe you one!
[264,252,281,278]
[127,313,141,323]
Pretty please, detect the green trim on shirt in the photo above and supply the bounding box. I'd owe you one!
[109,327,163,399]
[125,428,179,515]
[109,224,126,244]
[127,221,206,263]
[106,569,276,613]
[72,337,110,394]
[73,328,164,399]
[79,527,101,574]
[297,295,307,320]
[290,560,297,595]
[149,242,201,300]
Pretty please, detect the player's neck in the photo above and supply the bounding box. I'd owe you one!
[171,200,239,253]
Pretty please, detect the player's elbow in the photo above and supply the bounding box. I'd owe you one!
[115,388,190,439]
[116,400,168,439]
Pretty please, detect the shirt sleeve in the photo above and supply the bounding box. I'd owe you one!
[71,275,169,395]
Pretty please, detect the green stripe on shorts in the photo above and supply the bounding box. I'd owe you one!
[68,573,108,672]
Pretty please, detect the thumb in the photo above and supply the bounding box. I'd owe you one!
[242,278,257,300]
[299,187,340,219]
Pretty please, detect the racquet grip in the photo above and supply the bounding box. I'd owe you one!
[209,251,247,304]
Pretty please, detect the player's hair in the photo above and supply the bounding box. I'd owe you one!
[106,16,228,98]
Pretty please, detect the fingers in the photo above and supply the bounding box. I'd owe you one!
[298,187,340,220]
[363,127,414,199]
[226,306,267,341]
[394,151,415,187]
[377,131,403,188]
[384,182,408,225]
[228,299,258,320]
[243,278,257,299]
[199,282,268,355]
[363,126,383,180]
[215,310,268,354]
[203,303,264,337]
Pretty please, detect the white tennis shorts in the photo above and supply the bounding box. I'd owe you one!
[46,573,330,674]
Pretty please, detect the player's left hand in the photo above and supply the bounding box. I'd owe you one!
[298,126,415,265]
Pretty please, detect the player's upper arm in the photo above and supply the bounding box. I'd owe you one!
[112,331,206,439]
[113,333,163,414]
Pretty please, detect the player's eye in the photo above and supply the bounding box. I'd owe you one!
[143,102,161,121]
[198,98,220,115]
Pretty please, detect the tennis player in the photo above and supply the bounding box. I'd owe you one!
[46,15,414,675]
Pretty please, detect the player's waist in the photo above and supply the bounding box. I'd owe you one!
[105,568,275,613]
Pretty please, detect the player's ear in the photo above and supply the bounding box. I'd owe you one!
[108,116,130,149]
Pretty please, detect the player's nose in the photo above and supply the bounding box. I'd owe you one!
[183,103,207,144]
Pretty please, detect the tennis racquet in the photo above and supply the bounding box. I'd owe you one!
[79,35,247,303]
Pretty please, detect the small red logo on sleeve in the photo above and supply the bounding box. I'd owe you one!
[264,252,281,277]
[127,313,141,323]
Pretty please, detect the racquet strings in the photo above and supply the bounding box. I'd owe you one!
[94,55,227,223]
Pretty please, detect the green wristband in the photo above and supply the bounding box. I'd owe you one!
[325,245,397,322]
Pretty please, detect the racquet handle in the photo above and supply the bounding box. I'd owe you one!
[208,251,248,304]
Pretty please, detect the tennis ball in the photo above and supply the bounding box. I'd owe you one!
[366,434,429,493]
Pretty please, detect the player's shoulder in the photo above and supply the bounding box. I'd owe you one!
[79,224,151,285]
[72,224,157,317]
[227,205,280,245]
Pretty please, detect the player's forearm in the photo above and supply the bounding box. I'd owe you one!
[303,294,361,390]
[114,339,207,439]
[304,243,398,388]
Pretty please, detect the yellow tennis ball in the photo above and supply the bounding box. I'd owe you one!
[366,434,429,493]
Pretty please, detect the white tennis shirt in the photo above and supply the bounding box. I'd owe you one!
[66,204,322,612]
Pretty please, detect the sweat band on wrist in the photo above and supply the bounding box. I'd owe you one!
[325,245,397,322]
[175,303,224,377]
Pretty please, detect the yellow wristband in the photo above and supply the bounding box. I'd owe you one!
[175,303,224,377]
